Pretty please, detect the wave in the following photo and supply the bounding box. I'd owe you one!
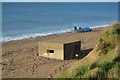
[0,24,109,43]
[0,28,74,42]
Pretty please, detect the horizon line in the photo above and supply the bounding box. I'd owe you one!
[1,0,120,2]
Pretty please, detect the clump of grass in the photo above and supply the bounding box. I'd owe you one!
[108,62,120,78]
[92,56,120,78]
[60,65,89,78]
[98,23,120,54]
[105,23,120,37]
[60,62,120,79]
[88,61,120,78]
[99,41,115,54]
[93,69,107,78]
[74,65,89,78]
[60,70,73,79]
[99,62,113,72]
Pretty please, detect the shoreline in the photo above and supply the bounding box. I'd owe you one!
[1,25,107,43]
[1,27,104,44]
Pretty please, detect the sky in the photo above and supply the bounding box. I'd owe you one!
[1,0,120,2]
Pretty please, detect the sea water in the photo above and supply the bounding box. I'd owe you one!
[1,2,118,42]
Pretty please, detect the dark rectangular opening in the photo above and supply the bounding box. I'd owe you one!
[47,50,54,53]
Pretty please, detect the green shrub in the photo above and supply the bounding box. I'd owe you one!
[99,38,103,43]
[106,23,120,36]
[75,66,89,77]
[99,42,115,54]
[100,62,113,72]
[60,70,72,79]
[98,23,120,54]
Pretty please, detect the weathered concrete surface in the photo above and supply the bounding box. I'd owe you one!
[38,41,81,60]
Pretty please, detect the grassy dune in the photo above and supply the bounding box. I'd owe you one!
[60,23,120,79]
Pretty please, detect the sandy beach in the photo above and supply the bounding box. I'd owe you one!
[2,29,102,78]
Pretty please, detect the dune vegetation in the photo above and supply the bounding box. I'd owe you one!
[60,23,120,79]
